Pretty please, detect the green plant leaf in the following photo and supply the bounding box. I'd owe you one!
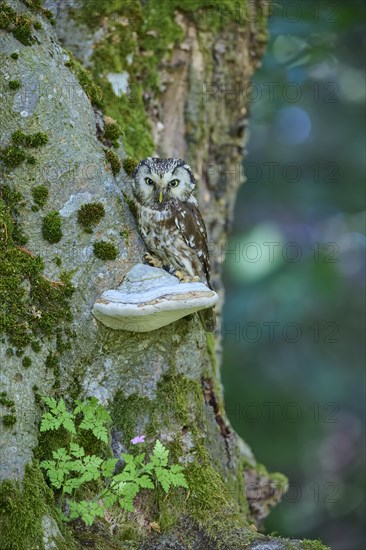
[121,453,134,464]
[103,491,118,508]
[79,455,103,482]
[52,447,69,460]
[42,396,57,409]
[137,474,154,489]
[39,397,188,528]
[151,440,169,467]
[101,458,118,478]
[76,397,111,442]
[40,398,76,434]
[69,442,85,458]
[168,466,188,489]
[63,477,85,493]
[119,496,134,512]
[68,500,105,526]
[40,411,62,432]
[91,424,109,443]
[62,414,76,434]
[134,453,146,465]
[154,466,171,493]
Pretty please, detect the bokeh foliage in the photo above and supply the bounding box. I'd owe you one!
[222,1,365,549]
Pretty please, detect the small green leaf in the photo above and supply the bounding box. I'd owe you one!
[63,477,85,493]
[61,413,76,434]
[40,412,61,432]
[57,399,67,412]
[70,442,85,458]
[113,471,135,483]
[43,396,57,409]
[169,470,188,489]
[52,447,69,460]
[121,453,134,464]
[103,491,118,508]
[134,453,146,466]
[101,458,118,478]
[152,440,169,467]
[155,466,171,493]
[68,500,104,526]
[143,461,154,473]
[123,482,139,498]
[119,496,134,512]
[91,424,108,443]
[40,460,54,470]
[137,474,154,489]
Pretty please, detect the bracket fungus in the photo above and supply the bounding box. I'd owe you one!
[92,263,218,332]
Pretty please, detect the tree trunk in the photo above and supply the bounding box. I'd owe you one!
[0,1,327,549]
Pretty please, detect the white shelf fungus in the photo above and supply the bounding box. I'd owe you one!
[92,263,218,332]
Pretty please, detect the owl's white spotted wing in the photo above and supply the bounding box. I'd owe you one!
[174,200,212,289]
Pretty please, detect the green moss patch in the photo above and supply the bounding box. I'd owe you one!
[0,463,70,550]
[23,0,55,24]
[2,414,16,427]
[93,240,118,261]
[0,189,74,349]
[9,80,21,90]
[74,0,250,159]
[123,157,138,177]
[31,340,41,352]
[22,356,32,368]
[64,52,104,108]
[301,540,330,550]
[119,229,129,241]
[23,0,42,11]
[32,185,49,208]
[112,392,152,447]
[0,132,48,171]
[111,374,247,540]
[104,149,121,176]
[0,146,27,169]
[185,461,241,527]
[0,392,14,408]
[103,118,122,147]
[27,155,36,165]
[12,130,48,148]
[42,211,62,243]
[0,185,27,245]
[77,202,105,233]
[0,390,16,429]
[0,1,37,46]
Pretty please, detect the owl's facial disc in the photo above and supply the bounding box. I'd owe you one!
[133,158,196,206]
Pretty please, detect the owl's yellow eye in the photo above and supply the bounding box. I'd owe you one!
[169,179,180,188]
[145,177,154,186]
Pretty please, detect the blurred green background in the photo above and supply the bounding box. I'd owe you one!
[222,1,365,549]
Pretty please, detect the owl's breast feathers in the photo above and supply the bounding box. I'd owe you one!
[135,198,212,288]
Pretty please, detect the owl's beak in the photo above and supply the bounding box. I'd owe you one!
[158,190,164,203]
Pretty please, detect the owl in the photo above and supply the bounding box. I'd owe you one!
[132,157,215,332]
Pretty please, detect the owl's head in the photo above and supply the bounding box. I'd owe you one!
[132,157,196,206]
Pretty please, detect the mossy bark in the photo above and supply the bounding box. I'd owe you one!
[0,1,328,549]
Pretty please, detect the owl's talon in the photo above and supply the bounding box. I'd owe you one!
[174,270,200,283]
[143,253,163,268]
